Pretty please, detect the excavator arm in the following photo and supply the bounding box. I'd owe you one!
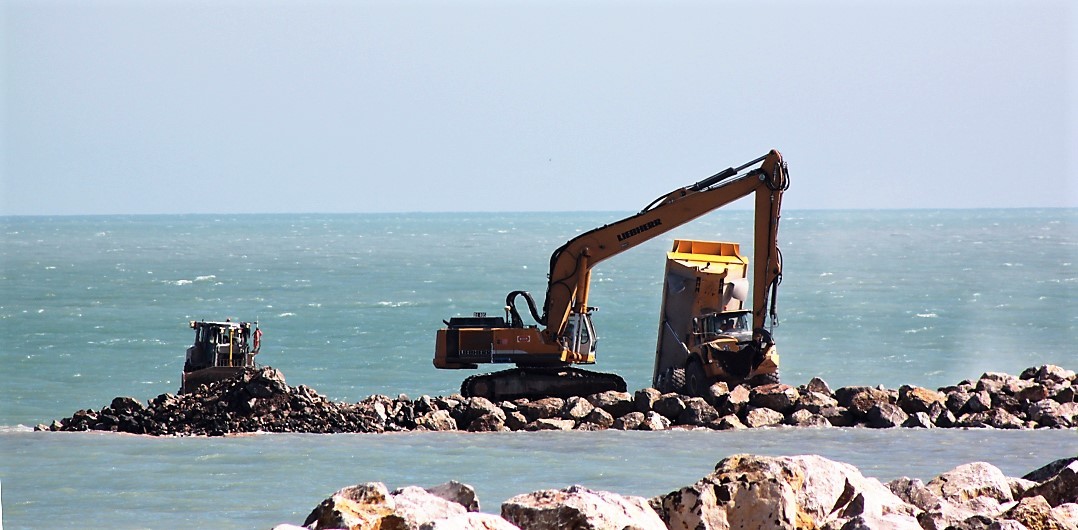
[538,149,789,341]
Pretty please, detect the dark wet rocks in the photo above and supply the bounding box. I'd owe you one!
[275,454,1078,530]
[41,364,1076,436]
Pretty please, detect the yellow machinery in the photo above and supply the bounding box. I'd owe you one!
[652,240,781,396]
[181,320,262,394]
[434,150,789,400]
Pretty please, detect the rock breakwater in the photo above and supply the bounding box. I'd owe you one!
[272,454,1078,529]
[41,365,1077,435]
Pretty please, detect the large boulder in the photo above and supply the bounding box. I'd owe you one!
[417,410,459,432]
[561,396,595,423]
[744,407,784,428]
[652,454,919,529]
[501,485,665,530]
[392,486,471,529]
[303,482,471,530]
[419,513,520,530]
[897,385,945,415]
[1021,460,1078,507]
[518,398,565,423]
[834,386,892,421]
[1003,495,1073,530]
[586,391,635,419]
[425,481,481,512]
[676,397,720,427]
[925,462,1014,505]
[652,393,686,422]
[303,482,407,530]
[749,384,800,415]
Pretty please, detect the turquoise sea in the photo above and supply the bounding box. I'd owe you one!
[1,209,1076,528]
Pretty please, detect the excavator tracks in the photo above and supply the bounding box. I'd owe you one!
[461,366,627,402]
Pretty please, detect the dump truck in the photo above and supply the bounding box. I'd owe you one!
[652,239,781,397]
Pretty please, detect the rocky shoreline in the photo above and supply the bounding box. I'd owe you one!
[270,453,1078,529]
[40,365,1076,435]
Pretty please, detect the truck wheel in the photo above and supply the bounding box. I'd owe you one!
[685,358,710,397]
[657,367,686,394]
[748,372,781,387]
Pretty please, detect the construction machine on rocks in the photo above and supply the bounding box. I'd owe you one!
[434,150,789,401]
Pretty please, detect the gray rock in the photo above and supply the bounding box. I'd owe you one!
[417,410,458,431]
[583,407,614,429]
[749,383,800,414]
[1028,399,1069,428]
[467,411,506,432]
[804,376,833,395]
[744,407,784,428]
[718,385,751,417]
[303,482,404,530]
[676,397,720,426]
[785,409,832,428]
[1023,456,1078,482]
[462,397,502,429]
[897,385,945,415]
[1004,494,1072,529]
[818,405,857,427]
[418,512,519,530]
[1021,461,1078,507]
[797,390,840,415]
[504,411,528,431]
[652,393,686,422]
[835,386,892,420]
[392,485,470,529]
[902,411,934,428]
[561,396,594,422]
[711,414,747,430]
[425,480,481,512]
[612,412,645,430]
[419,513,520,530]
[531,418,575,431]
[653,454,918,529]
[926,462,1014,504]
[704,381,731,409]
[640,411,670,431]
[633,388,661,414]
[518,398,564,423]
[501,484,665,530]
[586,391,635,419]
[866,402,909,428]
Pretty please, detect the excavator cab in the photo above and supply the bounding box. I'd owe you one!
[561,311,597,363]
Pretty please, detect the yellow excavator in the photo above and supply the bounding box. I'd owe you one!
[434,150,789,400]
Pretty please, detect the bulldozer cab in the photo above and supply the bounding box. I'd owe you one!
[185,320,258,372]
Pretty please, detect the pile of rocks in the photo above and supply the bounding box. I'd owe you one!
[40,364,1076,435]
[43,368,385,436]
[273,454,1078,529]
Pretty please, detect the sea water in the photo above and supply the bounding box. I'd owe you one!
[1,209,1075,529]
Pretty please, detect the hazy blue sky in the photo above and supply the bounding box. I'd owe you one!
[2,0,1074,215]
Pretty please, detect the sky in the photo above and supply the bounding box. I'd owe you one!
[1,0,1075,215]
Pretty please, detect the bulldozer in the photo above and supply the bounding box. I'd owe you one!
[181,320,262,394]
